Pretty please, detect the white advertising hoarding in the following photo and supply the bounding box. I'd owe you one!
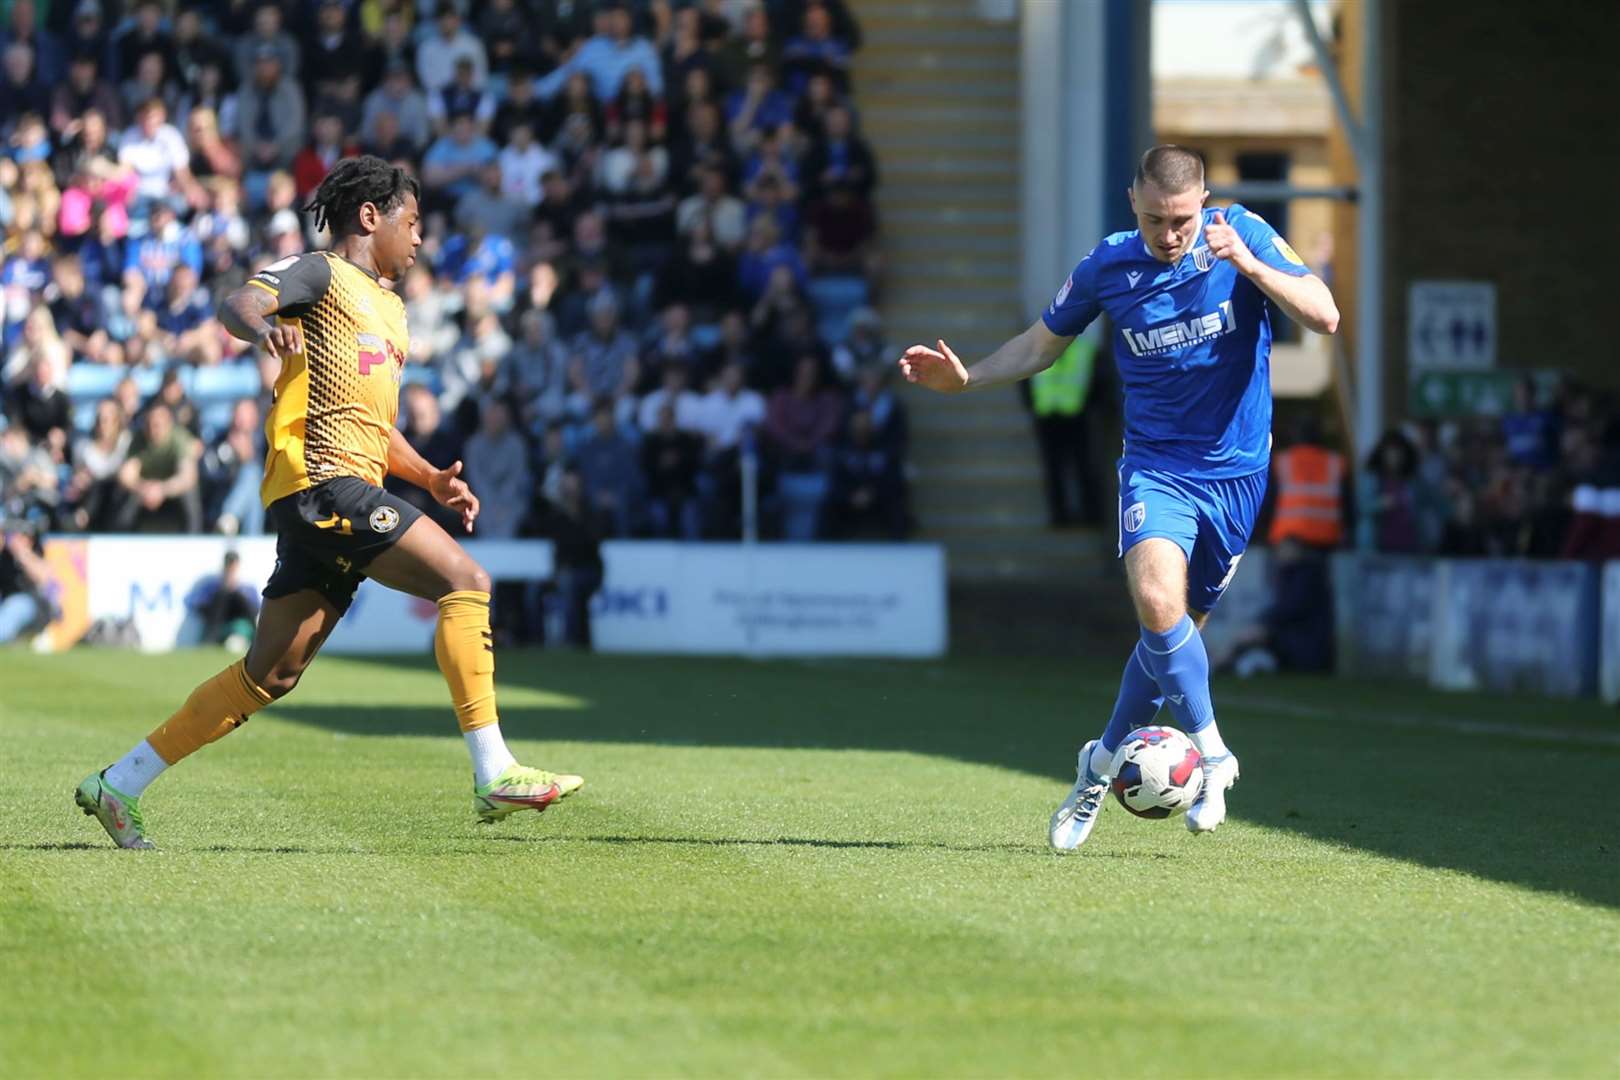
[78,537,945,658]
[1603,561,1620,705]
[592,542,947,657]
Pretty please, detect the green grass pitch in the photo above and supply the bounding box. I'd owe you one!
[2,646,1617,1077]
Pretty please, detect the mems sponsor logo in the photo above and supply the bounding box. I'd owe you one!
[1121,299,1236,357]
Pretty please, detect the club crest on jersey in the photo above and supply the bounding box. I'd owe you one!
[1191,246,1214,272]
[1121,299,1236,358]
[369,506,401,533]
[1123,501,1146,533]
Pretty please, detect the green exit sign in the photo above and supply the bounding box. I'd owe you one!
[1409,369,1560,418]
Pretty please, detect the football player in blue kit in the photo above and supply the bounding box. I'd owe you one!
[899,145,1339,849]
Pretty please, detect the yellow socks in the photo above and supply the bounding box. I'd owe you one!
[146,659,274,765]
[435,589,499,733]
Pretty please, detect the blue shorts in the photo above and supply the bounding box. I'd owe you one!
[1116,461,1267,614]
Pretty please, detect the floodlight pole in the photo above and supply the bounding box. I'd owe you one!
[1291,0,1383,459]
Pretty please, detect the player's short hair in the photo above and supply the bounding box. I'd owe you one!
[1134,145,1206,194]
[303,155,419,237]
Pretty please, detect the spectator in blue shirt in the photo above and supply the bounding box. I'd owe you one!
[121,199,202,310]
[422,111,497,203]
[738,214,807,302]
[781,2,852,95]
[535,3,662,104]
[437,220,516,310]
[726,63,794,151]
[1501,377,1560,471]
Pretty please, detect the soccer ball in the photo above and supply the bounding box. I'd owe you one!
[1110,726,1204,818]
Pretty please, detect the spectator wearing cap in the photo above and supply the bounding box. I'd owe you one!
[362,61,431,154]
[292,112,355,200]
[113,0,172,84]
[52,51,123,138]
[535,3,662,104]
[118,97,192,204]
[0,42,50,126]
[232,3,300,86]
[231,44,307,194]
[422,110,497,206]
[428,55,496,137]
[416,7,487,96]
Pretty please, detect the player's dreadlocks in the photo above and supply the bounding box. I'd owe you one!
[303,156,420,238]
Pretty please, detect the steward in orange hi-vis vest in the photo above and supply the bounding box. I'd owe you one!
[1268,444,1344,547]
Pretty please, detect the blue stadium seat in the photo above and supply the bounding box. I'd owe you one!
[198,400,236,440]
[65,363,125,402]
[401,365,443,394]
[191,362,260,404]
[807,275,869,316]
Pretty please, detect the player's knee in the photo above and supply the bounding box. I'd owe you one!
[1133,582,1186,633]
[446,560,491,596]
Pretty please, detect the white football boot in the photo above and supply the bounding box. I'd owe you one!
[1049,740,1112,852]
[1186,752,1239,833]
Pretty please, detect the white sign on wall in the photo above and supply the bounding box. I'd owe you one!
[592,542,947,658]
[1408,280,1496,372]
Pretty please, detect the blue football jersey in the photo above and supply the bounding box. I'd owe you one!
[1042,204,1312,479]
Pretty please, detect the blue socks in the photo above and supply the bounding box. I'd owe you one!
[1100,643,1165,753]
[1136,614,1216,734]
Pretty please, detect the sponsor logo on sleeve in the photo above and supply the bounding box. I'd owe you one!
[1272,237,1306,266]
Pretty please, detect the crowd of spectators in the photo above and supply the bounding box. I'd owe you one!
[1356,379,1620,561]
[0,0,909,581]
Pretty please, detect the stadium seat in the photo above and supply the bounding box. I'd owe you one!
[401,365,443,394]
[65,363,125,402]
[807,275,870,346]
[190,362,260,404]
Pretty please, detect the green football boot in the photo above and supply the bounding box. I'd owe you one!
[473,764,584,823]
[75,770,155,850]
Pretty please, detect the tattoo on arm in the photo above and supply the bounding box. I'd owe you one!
[218,286,279,345]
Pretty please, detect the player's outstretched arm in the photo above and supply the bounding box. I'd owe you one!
[899,319,1071,394]
[387,427,480,534]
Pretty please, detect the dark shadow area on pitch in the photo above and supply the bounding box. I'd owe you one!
[467,833,1147,857]
[273,652,1620,910]
[0,841,105,851]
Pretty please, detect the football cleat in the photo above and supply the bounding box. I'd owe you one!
[1049,740,1111,852]
[1186,752,1239,833]
[74,770,154,850]
[473,764,584,823]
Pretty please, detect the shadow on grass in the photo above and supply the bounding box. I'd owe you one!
[272,651,1620,910]
[469,833,1146,857]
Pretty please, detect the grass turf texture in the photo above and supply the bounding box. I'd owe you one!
[2,648,1617,1078]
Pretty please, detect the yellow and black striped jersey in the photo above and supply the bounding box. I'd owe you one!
[247,251,410,506]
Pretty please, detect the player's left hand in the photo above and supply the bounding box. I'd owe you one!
[1205,211,1259,275]
[429,460,480,533]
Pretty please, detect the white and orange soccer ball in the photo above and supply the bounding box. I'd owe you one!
[1110,725,1204,818]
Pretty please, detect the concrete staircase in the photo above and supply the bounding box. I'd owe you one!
[851,0,1112,583]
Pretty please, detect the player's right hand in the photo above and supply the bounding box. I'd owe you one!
[257,323,304,359]
[899,339,970,394]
